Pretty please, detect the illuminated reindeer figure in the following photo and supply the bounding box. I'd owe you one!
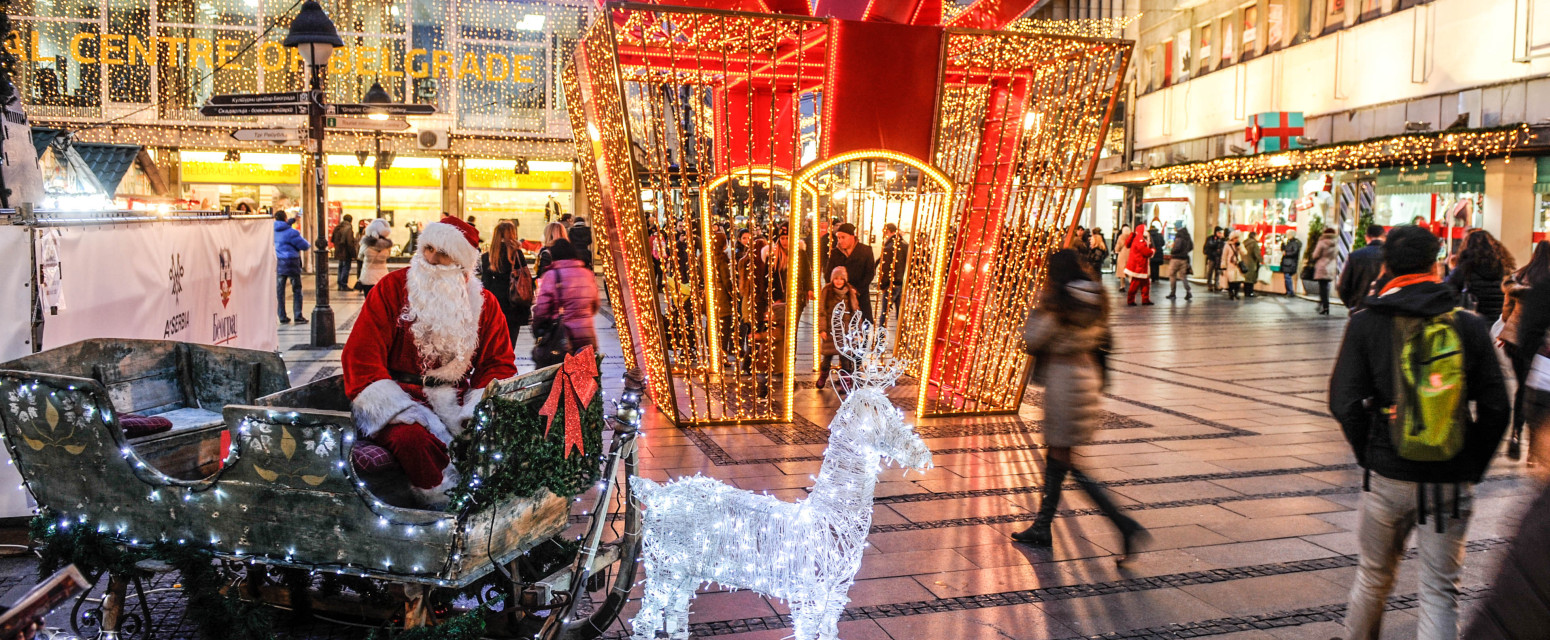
[630,305,934,640]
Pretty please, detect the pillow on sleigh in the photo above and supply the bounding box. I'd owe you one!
[119,413,173,439]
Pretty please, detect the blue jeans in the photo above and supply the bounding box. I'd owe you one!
[278,273,303,321]
[336,257,353,289]
[1283,272,1296,295]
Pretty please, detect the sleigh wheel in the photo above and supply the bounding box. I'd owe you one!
[544,421,644,640]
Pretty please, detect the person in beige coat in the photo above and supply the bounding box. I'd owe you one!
[1309,228,1339,315]
[356,218,394,295]
[1220,231,1246,300]
[1016,249,1147,559]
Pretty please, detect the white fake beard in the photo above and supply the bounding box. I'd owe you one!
[402,254,482,383]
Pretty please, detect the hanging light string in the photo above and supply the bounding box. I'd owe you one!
[1150,124,1531,185]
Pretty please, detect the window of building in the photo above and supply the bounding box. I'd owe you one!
[1266,0,1287,50]
[1198,23,1213,73]
[1220,14,1236,62]
[1241,3,1260,60]
[1323,0,1347,33]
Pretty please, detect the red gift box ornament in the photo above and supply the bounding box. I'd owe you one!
[539,345,600,458]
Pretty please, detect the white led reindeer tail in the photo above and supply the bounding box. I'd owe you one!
[630,304,932,640]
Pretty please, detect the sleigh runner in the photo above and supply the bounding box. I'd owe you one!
[0,338,642,639]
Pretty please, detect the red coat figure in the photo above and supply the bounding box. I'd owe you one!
[1124,230,1155,306]
[342,215,517,506]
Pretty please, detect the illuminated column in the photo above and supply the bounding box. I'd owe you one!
[1191,182,1214,278]
[1484,157,1535,261]
[441,156,464,218]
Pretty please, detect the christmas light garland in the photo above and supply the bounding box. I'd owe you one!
[1149,125,1530,185]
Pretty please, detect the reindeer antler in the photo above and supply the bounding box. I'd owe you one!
[829,303,907,392]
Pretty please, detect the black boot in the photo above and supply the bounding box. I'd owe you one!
[1068,465,1149,561]
[1014,458,1069,547]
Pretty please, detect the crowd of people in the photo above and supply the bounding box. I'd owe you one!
[1030,219,1550,640]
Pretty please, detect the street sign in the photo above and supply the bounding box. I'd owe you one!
[329,103,437,116]
[231,128,301,142]
[324,116,411,131]
[200,103,307,117]
[208,91,308,106]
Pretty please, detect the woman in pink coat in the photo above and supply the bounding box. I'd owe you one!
[1124,229,1156,306]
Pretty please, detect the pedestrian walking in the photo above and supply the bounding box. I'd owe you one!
[1124,230,1154,306]
[1497,241,1550,465]
[1204,227,1224,292]
[1115,225,1133,290]
[569,216,594,268]
[331,214,357,291]
[1329,225,1509,640]
[535,221,569,278]
[1446,229,1514,322]
[1015,249,1148,558]
[1462,480,1550,640]
[1309,228,1339,315]
[877,222,909,329]
[1221,231,1246,300]
[1147,223,1166,283]
[817,265,861,390]
[1166,222,1193,300]
[355,218,369,278]
[273,211,311,325]
[1338,225,1388,314]
[1280,233,1303,296]
[1241,231,1262,297]
[532,239,600,354]
[480,221,534,347]
[1089,231,1109,272]
[826,222,877,323]
[356,218,393,296]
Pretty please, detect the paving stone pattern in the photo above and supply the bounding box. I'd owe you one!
[0,276,1537,639]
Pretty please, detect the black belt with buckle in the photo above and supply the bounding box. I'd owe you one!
[390,371,457,388]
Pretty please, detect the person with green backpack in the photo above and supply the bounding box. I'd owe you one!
[1329,225,1510,640]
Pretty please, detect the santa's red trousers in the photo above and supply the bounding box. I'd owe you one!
[1126,278,1151,305]
[374,422,450,489]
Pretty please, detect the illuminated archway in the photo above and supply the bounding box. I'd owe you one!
[795,150,956,410]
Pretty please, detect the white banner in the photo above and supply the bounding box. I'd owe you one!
[39,217,278,352]
[0,224,29,363]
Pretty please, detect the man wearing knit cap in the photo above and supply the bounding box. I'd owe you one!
[342,215,518,507]
[826,222,876,322]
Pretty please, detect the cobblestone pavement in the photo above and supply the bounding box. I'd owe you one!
[1,273,1536,639]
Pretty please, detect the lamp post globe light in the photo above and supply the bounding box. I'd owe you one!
[362,81,394,221]
[285,0,343,347]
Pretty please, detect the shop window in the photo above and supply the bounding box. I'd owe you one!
[1219,14,1236,63]
[1197,23,1213,74]
[107,5,151,103]
[157,0,256,28]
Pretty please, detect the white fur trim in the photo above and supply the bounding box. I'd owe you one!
[1123,269,1150,280]
[418,221,481,270]
[423,386,465,443]
[352,379,418,438]
[411,464,460,508]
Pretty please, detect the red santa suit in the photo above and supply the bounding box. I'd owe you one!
[342,216,516,498]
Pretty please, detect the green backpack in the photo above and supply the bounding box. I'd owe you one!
[1389,313,1468,462]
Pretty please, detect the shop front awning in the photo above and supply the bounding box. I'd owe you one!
[1374,165,1485,195]
[1535,157,1550,194]
[1228,179,1300,201]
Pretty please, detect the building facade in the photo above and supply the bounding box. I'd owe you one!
[6,0,589,245]
[1110,0,1550,289]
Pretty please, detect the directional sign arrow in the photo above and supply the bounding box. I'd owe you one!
[200,103,308,117]
[324,116,411,131]
[208,91,308,106]
[329,103,437,116]
[231,128,301,142]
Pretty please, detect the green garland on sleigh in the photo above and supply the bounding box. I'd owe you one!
[444,390,606,513]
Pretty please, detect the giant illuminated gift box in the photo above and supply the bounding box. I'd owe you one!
[567,0,1131,425]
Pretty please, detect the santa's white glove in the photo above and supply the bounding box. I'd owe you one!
[389,404,455,446]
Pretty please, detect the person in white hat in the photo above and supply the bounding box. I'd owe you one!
[342,215,517,507]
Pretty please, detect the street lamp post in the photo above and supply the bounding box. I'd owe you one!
[362,81,393,220]
[285,0,344,348]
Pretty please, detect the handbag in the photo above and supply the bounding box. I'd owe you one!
[530,270,570,368]
[1301,264,1316,280]
[508,262,535,305]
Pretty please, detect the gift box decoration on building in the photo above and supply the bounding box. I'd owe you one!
[568,0,1133,424]
[1247,111,1306,153]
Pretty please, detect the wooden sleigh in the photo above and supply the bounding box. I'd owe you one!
[0,339,641,639]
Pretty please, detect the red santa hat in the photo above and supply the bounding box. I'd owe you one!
[417,215,481,269]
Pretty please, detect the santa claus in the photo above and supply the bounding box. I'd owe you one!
[343,215,517,506]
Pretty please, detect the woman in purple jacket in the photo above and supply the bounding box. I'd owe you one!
[532,239,599,352]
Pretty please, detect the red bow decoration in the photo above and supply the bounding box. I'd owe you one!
[540,345,600,458]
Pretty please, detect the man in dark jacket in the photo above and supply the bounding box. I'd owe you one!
[1279,235,1302,296]
[1147,224,1166,282]
[826,222,876,322]
[1166,222,1193,300]
[1204,228,1224,292]
[1328,225,1508,640]
[877,223,909,327]
[331,214,356,291]
[274,212,311,324]
[1337,225,1387,313]
[569,216,594,268]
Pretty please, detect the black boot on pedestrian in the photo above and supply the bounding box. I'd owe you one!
[1011,520,1053,547]
[294,317,309,324]
[1115,517,1151,564]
